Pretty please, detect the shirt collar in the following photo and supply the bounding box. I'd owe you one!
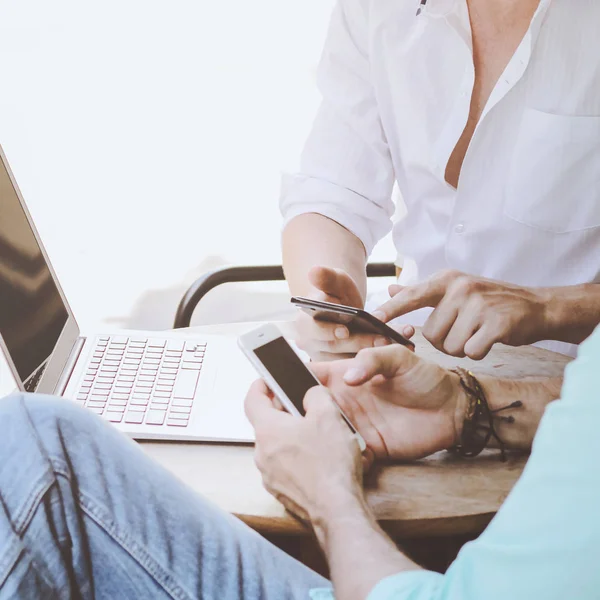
[419,0,554,53]
[419,0,459,18]
[420,0,553,23]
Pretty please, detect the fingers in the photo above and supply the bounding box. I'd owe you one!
[244,380,290,429]
[374,270,466,322]
[297,312,351,342]
[437,303,481,357]
[463,324,498,360]
[373,274,450,322]
[295,312,391,357]
[400,324,415,339]
[342,345,417,386]
[296,266,398,359]
[421,296,460,352]
[380,318,416,341]
[424,314,499,360]
[307,333,391,355]
[420,287,501,358]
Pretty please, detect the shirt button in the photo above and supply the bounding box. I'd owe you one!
[454,223,465,234]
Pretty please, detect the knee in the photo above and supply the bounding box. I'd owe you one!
[1,392,90,423]
[0,393,104,454]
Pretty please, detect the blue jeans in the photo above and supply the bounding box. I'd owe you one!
[0,394,331,599]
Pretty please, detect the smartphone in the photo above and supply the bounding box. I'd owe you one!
[238,323,366,452]
[290,296,415,351]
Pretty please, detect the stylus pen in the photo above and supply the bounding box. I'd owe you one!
[416,0,427,15]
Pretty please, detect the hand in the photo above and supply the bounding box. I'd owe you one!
[373,270,548,359]
[295,265,414,361]
[244,380,367,522]
[311,345,467,461]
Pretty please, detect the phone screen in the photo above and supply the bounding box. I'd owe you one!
[253,336,317,416]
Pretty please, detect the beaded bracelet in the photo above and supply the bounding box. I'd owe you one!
[450,367,523,461]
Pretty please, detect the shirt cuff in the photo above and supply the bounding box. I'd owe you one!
[280,175,393,257]
[366,571,444,600]
[281,203,372,256]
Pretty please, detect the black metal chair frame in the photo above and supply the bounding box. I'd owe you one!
[173,263,396,329]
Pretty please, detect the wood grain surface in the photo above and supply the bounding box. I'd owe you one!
[141,324,572,538]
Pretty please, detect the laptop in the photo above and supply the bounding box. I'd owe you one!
[0,145,256,443]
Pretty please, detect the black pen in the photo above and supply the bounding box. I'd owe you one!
[416,0,427,16]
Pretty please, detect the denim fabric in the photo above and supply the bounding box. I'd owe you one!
[0,394,331,599]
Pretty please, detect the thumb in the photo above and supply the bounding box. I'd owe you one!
[342,345,418,386]
[309,359,353,387]
[388,284,404,298]
[303,385,338,417]
[308,266,361,306]
[244,380,288,427]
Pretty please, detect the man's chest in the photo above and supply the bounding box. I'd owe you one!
[366,0,600,266]
[467,0,541,123]
[443,0,541,188]
[369,0,600,164]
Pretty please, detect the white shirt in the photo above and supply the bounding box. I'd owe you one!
[279,0,600,357]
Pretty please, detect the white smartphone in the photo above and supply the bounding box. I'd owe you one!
[238,323,366,452]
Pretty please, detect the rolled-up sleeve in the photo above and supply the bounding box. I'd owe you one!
[280,0,395,256]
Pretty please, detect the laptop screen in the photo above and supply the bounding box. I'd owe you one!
[0,158,68,383]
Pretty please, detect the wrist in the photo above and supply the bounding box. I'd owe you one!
[539,284,600,344]
[450,371,469,445]
[310,487,368,545]
[538,287,562,340]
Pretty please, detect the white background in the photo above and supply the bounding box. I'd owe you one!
[0,0,395,332]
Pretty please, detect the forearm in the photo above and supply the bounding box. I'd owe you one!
[469,374,563,450]
[312,492,421,600]
[308,376,561,600]
[282,213,368,302]
[540,283,600,344]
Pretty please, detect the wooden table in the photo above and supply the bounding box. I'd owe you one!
[139,323,571,568]
[142,324,569,538]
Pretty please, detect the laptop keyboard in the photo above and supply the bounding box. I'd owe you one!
[74,336,207,428]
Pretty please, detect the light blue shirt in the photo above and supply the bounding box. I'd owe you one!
[316,326,600,600]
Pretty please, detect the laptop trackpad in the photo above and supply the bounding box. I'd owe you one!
[195,342,256,442]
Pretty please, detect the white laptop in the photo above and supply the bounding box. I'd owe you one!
[0,145,256,443]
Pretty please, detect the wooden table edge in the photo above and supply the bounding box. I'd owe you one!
[235,511,496,539]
